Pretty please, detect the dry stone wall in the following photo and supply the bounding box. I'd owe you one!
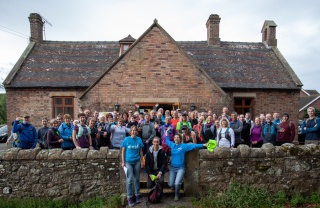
[0,147,120,201]
[0,144,319,201]
[188,143,320,196]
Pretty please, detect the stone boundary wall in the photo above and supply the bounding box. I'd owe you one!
[0,147,120,201]
[185,143,320,196]
[0,144,319,201]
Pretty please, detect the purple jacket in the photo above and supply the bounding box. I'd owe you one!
[250,125,263,143]
[159,123,176,144]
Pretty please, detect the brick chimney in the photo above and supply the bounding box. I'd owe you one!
[261,20,277,47]
[29,13,44,42]
[206,14,221,46]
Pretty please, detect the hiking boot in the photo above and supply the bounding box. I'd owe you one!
[127,197,134,207]
[135,195,141,204]
[174,195,180,201]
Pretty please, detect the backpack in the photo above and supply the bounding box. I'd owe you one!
[218,127,231,146]
[43,129,59,149]
[76,124,91,139]
[41,130,50,149]
[146,182,163,206]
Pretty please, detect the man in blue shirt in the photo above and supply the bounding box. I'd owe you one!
[302,107,320,145]
[12,114,37,149]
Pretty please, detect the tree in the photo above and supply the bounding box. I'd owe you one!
[303,108,320,119]
[0,93,6,124]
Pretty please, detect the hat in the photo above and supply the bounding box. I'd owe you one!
[177,109,181,111]
[181,112,187,116]
[23,114,30,118]
[181,125,188,130]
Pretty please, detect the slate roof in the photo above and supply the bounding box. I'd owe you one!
[179,41,301,89]
[4,25,302,90]
[4,41,119,88]
[299,94,320,111]
[305,90,319,95]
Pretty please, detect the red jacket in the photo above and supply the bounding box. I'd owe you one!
[277,121,295,143]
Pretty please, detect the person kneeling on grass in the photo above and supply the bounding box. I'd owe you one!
[165,128,207,201]
[121,125,144,207]
[145,137,167,188]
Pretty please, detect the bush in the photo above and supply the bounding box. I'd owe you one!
[195,183,275,208]
[193,183,320,208]
[0,195,121,208]
[310,192,320,204]
[290,192,306,207]
[274,190,289,205]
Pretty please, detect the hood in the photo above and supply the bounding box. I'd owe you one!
[149,145,162,153]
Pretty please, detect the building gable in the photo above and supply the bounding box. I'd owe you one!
[80,21,227,110]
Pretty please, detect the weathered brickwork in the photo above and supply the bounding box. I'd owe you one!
[0,147,120,201]
[6,88,85,131]
[81,26,228,112]
[226,89,300,138]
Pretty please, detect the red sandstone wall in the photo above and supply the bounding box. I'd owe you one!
[81,26,228,112]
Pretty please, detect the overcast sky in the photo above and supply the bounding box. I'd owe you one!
[0,0,319,93]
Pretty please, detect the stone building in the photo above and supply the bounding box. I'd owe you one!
[3,13,303,128]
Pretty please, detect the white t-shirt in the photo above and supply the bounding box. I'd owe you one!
[217,127,235,148]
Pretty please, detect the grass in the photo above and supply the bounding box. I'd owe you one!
[0,187,319,208]
[0,195,121,208]
[192,183,320,208]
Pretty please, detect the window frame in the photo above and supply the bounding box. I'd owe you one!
[234,97,254,118]
[52,97,74,118]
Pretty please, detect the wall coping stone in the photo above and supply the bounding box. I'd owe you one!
[238,145,251,157]
[107,149,120,159]
[17,148,41,160]
[261,143,275,158]
[72,148,89,159]
[60,150,72,159]
[87,150,102,159]
[0,144,318,162]
[99,147,109,159]
[0,150,5,160]
[48,149,63,160]
[36,149,49,159]
[3,148,20,160]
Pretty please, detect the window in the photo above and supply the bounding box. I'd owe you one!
[234,98,254,118]
[53,97,74,118]
[123,44,129,52]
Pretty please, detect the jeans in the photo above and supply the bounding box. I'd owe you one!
[168,166,185,196]
[125,161,141,198]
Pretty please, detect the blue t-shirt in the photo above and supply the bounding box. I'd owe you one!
[121,136,144,163]
[165,136,203,167]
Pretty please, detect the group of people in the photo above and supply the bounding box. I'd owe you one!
[7,105,319,206]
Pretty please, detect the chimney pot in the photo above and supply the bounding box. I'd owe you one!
[206,14,221,46]
[29,13,44,42]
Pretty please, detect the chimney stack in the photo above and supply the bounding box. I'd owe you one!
[261,20,277,47]
[206,14,221,46]
[29,13,44,42]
